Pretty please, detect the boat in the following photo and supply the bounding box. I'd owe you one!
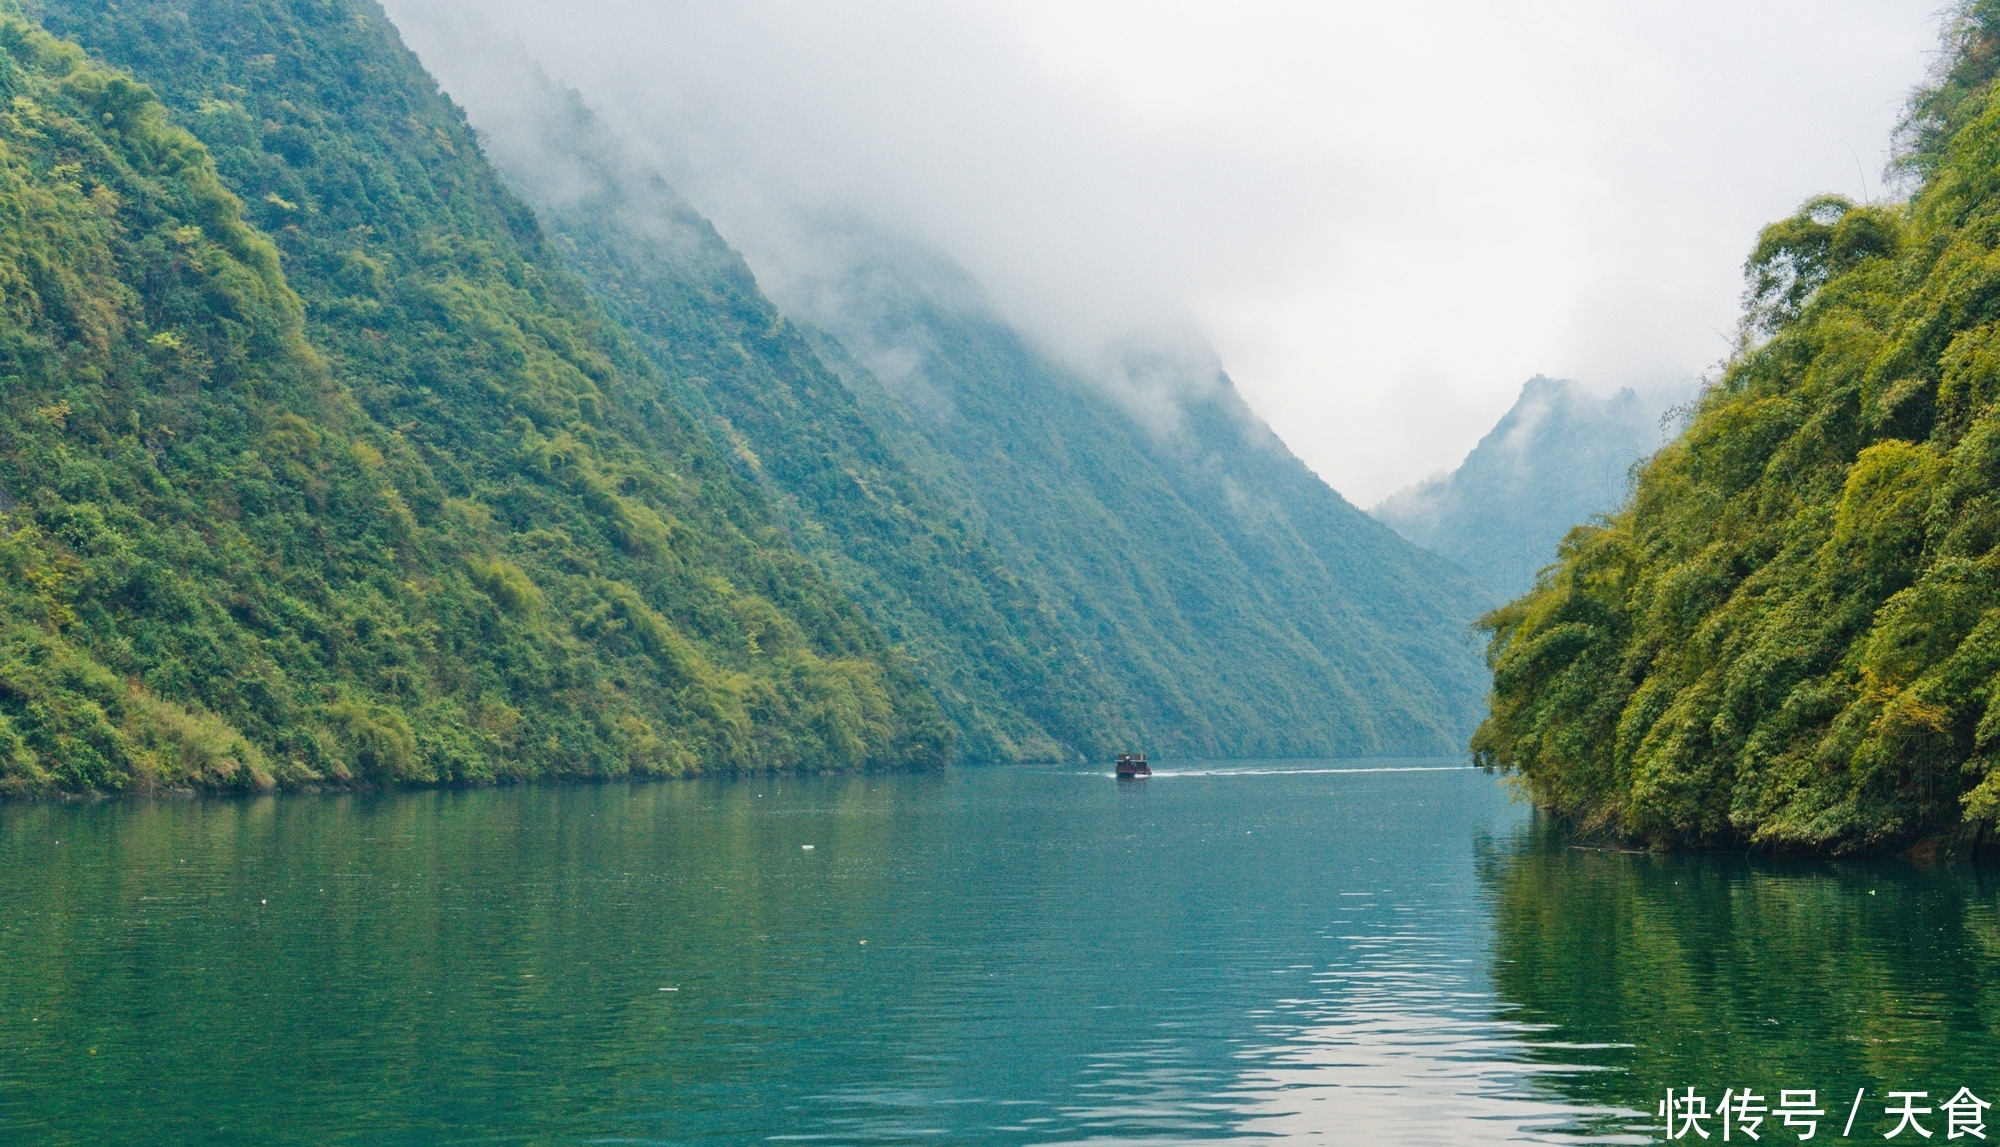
[1115,753,1151,778]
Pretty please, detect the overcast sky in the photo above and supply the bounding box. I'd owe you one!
[385,0,1945,506]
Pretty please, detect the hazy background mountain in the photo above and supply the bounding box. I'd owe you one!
[1371,376,1683,599]
[773,225,1497,756]
[384,34,1498,759]
[375,0,1938,511]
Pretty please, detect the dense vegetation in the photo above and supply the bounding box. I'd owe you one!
[457,83,1118,762]
[399,55,1495,760]
[1373,376,1669,599]
[767,232,1493,756]
[0,0,1497,795]
[1474,4,2000,854]
[0,0,949,796]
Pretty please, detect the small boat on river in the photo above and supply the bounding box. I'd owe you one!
[1115,753,1151,779]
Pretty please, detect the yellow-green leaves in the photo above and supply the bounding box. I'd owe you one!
[469,557,541,617]
[0,0,952,796]
[1477,19,2000,852]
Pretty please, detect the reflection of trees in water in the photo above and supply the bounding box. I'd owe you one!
[1477,817,2000,1133]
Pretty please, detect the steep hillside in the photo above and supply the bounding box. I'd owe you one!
[3,0,1495,782]
[1475,4,2000,854]
[752,231,1495,757]
[816,235,1504,755]
[0,0,948,795]
[1373,376,1670,598]
[403,73,1116,762]
[367,37,1496,760]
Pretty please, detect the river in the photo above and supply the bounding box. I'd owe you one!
[1,762,1995,1144]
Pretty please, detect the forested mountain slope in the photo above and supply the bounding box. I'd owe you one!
[411,76,1118,762]
[1,0,1493,789]
[748,231,1496,757]
[0,0,948,795]
[1476,4,2000,855]
[391,53,1496,760]
[1373,376,1670,599]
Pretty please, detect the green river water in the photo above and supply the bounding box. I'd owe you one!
[0,762,1996,1144]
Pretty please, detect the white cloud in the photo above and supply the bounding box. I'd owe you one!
[383,0,1942,504]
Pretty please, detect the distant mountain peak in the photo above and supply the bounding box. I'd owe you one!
[1371,376,1677,598]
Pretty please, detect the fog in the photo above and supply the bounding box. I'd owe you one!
[381,0,1941,505]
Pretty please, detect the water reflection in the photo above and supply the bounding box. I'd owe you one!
[1479,819,2000,1140]
[1,768,1994,1144]
[1213,835,1649,1146]
[1230,1010,1641,1146]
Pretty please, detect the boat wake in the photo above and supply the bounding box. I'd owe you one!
[1117,764,1472,779]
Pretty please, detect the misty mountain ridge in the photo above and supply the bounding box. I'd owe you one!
[762,223,1498,756]
[401,36,1496,758]
[1371,375,1678,599]
[766,218,1239,446]
[0,0,1497,794]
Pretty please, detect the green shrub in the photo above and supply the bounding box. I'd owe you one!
[1476,5,2000,852]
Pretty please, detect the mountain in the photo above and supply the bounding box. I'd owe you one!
[1372,376,1672,599]
[0,0,950,796]
[356,57,1114,762]
[0,0,1493,794]
[385,43,1497,761]
[773,232,1497,757]
[1474,5,2000,855]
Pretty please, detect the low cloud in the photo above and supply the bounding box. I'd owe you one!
[383,0,1940,503]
